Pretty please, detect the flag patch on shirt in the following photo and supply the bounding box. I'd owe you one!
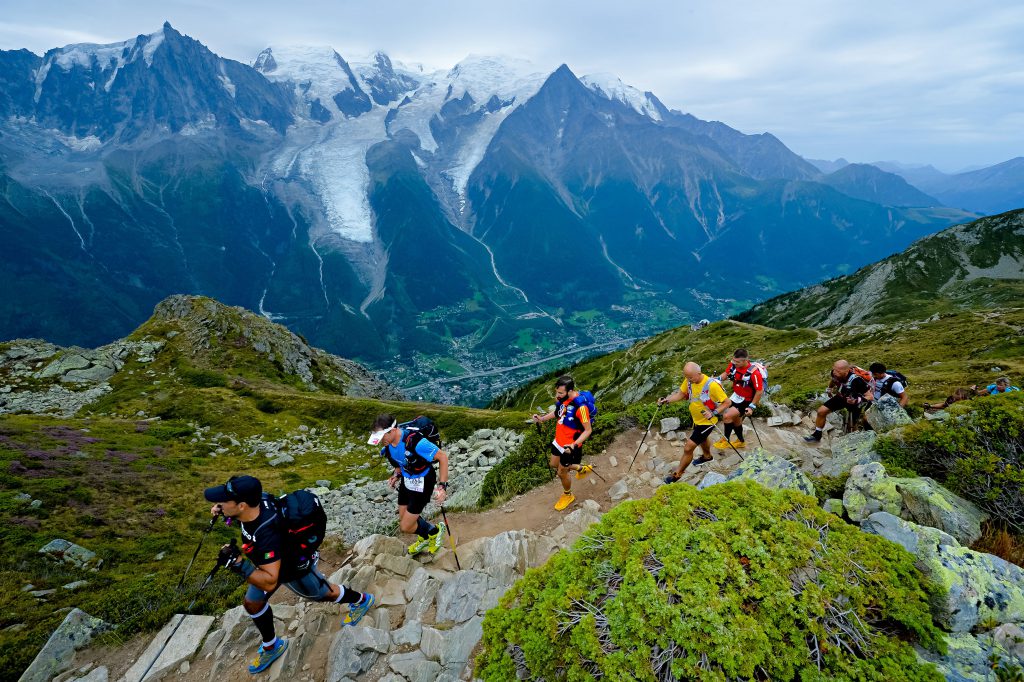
[264,551,275,560]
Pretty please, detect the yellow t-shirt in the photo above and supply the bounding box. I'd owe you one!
[680,375,729,425]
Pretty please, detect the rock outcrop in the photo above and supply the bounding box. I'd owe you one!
[844,463,989,545]
[18,609,107,682]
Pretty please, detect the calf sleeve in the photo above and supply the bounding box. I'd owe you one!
[250,603,276,643]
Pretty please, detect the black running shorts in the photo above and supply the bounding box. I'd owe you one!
[731,398,753,416]
[397,466,436,515]
[551,442,583,467]
[824,395,861,414]
[688,424,716,445]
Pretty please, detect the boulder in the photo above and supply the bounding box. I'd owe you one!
[608,479,629,501]
[389,651,440,682]
[864,395,913,433]
[696,472,728,490]
[435,571,488,623]
[68,666,109,682]
[722,450,815,497]
[820,431,879,477]
[18,609,107,682]
[860,512,1024,632]
[843,463,902,522]
[993,623,1024,659]
[659,417,681,434]
[915,632,992,682]
[120,614,214,682]
[39,539,102,570]
[550,501,603,548]
[895,477,989,545]
[63,363,116,383]
[421,616,483,667]
[843,464,988,545]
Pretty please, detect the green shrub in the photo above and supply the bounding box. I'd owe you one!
[478,481,945,682]
[179,367,228,388]
[878,392,1024,531]
[810,472,850,505]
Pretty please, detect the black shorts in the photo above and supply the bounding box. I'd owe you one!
[397,466,436,515]
[824,395,861,415]
[551,442,583,467]
[731,398,753,416]
[688,424,716,445]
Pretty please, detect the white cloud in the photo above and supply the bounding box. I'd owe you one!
[2,0,1022,169]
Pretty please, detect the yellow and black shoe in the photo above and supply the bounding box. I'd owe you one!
[554,491,575,511]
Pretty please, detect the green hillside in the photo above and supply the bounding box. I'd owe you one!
[734,209,1024,329]
[0,296,533,676]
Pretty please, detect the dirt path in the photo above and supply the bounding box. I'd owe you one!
[80,416,835,681]
[442,415,833,547]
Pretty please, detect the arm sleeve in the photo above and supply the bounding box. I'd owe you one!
[576,405,591,424]
[892,381,905,394]
[414,439,439,462]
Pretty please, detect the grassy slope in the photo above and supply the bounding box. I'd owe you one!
[734,209,1024,329]
[495,310,1024,413]
[0,303,531,678]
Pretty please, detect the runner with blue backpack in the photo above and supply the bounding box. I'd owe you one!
[367,414,451,555]
[531,375,598,511]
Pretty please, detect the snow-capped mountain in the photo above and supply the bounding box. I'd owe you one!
[0,24,979,403]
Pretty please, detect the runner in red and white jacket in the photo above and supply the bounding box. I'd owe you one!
[715,348,765,449]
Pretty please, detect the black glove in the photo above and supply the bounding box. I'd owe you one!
[217,540,241,569]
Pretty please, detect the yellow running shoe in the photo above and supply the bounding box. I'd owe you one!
[554,491,575,511]
[713,437,731,449]
[575,464,593,480]
[407,536,430,555]
[734,440,746,448]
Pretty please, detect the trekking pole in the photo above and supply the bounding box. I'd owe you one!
[627,404,661,473]
[710,420,745,462]
[140,540,230,682]
[440,507,461,570]
[746,412,765,449]
[177,512,220,591]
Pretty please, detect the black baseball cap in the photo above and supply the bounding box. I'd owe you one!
[204,475,262,506]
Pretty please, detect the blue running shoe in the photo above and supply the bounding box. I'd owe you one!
[342,592,375,627]
[248,638,287,674]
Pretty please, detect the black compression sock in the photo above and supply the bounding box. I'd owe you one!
[334,585,361,605]
[734,425,744,442]
[723,423,733,439]
[250,604,276,643]
[416,516,437,539]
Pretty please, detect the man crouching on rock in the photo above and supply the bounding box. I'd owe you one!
[205,475,374,675]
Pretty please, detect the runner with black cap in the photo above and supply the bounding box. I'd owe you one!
[368,414,450,555]
[204,475,374,675]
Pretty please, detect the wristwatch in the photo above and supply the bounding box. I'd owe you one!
[438,482,449,490]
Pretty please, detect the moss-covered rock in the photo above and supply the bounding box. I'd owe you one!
[844,463,989,545]
[821,431,880,477]
[478,481,945,681]
[861,511,1024,632]
[721,449,816,497]
[844,463,903,521]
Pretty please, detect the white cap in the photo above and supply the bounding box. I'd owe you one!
[367,420,397,445]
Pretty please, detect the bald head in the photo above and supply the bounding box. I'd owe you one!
[833,360,850,379]
[684,362,703,382]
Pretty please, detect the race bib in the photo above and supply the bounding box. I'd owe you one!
[403,475,425,493]
[551,439,566,454]
[729,392,744,404]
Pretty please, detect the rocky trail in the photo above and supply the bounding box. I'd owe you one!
[35,413,841,682]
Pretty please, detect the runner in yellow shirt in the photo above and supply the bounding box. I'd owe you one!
[658,362,732,483]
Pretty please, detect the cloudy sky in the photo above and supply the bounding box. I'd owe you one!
[2,0,1021,171]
